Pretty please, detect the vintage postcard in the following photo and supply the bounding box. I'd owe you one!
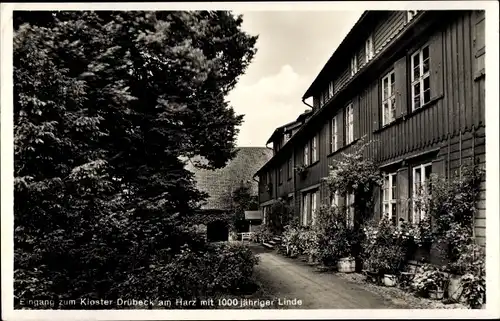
[1,1,499,320]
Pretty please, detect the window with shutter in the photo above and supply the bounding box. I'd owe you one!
[412,163,432,223]
[350,55,358,76]
[345,103,354,144]
[311,135,318,163]
[303,144,309,166]
[411,45,431,111]
[382,172,398,225]
[365,34,374,62]
[381,70,396,126]
[330,115,338,153]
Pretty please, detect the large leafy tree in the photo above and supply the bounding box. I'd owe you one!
[14,11,257,304]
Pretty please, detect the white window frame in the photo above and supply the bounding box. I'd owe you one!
[328,80,334,98]
[382,172,398,223]
[381,70,396,126]
[345,103,354,145]
[311,135,318,163]
[302,193,310,226]
[311,191,318,226]
[330,192,340,208]
[412,163,432,222]
[346,193,355,227]
[407,10,419,22]
[303,143,309,166]
[350,55,358,76]
[411,45,431,111]
[365,34,374,62]
[263,206,267,225]
[330,115,338,153]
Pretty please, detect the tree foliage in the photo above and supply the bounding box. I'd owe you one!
[14,10,257,306]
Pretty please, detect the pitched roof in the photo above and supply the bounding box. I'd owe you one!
[185,147,273,210]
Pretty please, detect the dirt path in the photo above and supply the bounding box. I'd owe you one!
[250,245,411,309]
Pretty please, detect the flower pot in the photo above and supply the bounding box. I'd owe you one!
[383,274,397,287]
[447,274,464,302]
[429,288,445,300]
[337,257,355,273]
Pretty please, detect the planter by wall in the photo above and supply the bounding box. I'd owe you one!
[337,257,355,273]
[447,274,464,302]
[383,274,397,287]
[429,288,445,300]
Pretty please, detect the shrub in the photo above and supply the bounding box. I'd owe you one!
[411,264,448,295]
[453,244,486,308]
[312,205,354,266]
[109,242,259,306]
[361,216,408,275]
[280,220,301,256]
[251,225,273,243]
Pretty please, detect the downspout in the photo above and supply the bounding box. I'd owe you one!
[302,97,313,109]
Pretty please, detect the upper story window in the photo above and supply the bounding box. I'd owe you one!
[382,172,398,225]
[412,163,432,223]
[381,70,396,126]
[407,10,419,22]
[330,114,338,153]
[411,45,431,111]
[350,55,358,76]
[345,103,354,145]
[311,135,318,163]
[303,143,309,166]
[365,34,374,62]
[328,80,334,98]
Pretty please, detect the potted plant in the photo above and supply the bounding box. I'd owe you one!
[334,219,355,273]
[412,264,447,300]
[458,244,486,308]
[295,164,309,179]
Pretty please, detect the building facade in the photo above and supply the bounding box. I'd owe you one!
[255,10,486,247]
[186,147,273,241]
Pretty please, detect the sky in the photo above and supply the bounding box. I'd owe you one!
[225,10,363,147]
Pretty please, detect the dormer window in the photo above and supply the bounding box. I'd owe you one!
[350,55,358,76]
[365,34,374,62]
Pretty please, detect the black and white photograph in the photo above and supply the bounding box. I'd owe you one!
[1,1,499,320]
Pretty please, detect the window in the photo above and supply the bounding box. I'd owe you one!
[287,157,292,180]
[302,190,318,226]
[303,144,309,166]
[365,34,374,62]
[382,172,398,225]
[350,55,358,76]
[319,93,324,107]
[381,70,396,126]
[345,103,354,145]
[330,192,340,207]
[302,193,310,226]
[279,166,283,185]
[311,135,318,163]
[311,191,318,225]
[328,80,334,98]
[330,115,338,153]
[411,45,431,111]
[346,193,355,226]
[407,10,419,22]
[412,163,432,222]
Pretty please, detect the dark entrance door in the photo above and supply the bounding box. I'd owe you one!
[207,220,229,242]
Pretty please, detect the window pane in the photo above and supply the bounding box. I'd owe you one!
[390,73,395,95]
[413,94,421,109]
[423,77,431,103]
[390,97,396,120]
[383,78,388,98]
[422,46,429,61]
[412,54,420,77]
[413,66,420,79]
[423,58,430,74]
